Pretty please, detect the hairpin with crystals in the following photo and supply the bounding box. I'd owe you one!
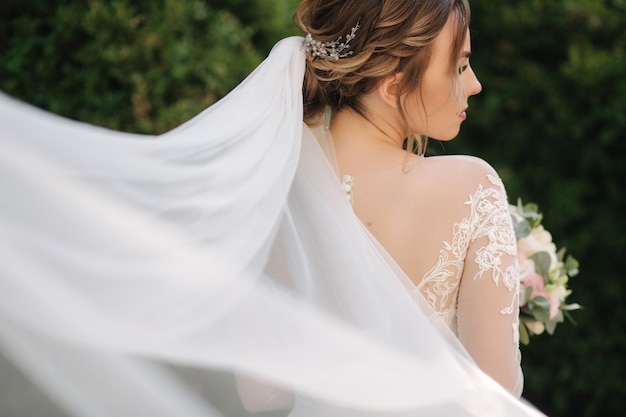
[304,20,361,60]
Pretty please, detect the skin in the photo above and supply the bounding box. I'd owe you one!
[405,25,482,141]
[329,14,483,271]
[328,16,522,395]
[330,17,482,153]
[238,12,520,405]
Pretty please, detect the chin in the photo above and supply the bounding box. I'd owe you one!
[431,131,460,142]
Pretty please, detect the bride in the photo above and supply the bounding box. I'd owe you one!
[0,0,545,416]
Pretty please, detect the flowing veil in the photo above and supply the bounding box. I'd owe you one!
[0,37,545,417]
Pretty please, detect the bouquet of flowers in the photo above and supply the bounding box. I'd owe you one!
[509,200,582,345]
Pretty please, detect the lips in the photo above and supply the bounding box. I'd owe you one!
[459,107,468,119]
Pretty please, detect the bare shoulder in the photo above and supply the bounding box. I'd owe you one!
[404,154,504,196]
[367,154,510,283]
[418,154,500,185]
[352,153,508,243]
[399,154,508,220]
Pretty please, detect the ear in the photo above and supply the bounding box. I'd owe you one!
[376,73,404,109]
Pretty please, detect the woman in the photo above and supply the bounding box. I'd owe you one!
[295,0,522,396]
[0,0,543,416]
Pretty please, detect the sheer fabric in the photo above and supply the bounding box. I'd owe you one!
[341,161,523,396]
[0,37,544,416]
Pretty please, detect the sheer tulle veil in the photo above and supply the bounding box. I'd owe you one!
[0,37,545,416]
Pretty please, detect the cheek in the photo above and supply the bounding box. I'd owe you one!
[420,84,466,140]
[402,78,461,135]
[418,74,457,111]
[427,80,460,111]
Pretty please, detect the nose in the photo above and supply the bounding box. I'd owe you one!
[466,66,482,97]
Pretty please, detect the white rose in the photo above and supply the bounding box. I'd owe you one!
[518,256,537,279]
[547,284,569,320]
[517,225,558,270]
[525,320,546,335]
[548,283,568,302]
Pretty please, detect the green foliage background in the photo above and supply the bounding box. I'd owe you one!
[1,1,624,416]
[0,0,298,133]
[449,2,626,415]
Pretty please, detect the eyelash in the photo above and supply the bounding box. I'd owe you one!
[458,65,469,75]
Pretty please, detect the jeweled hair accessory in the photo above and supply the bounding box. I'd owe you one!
[304,20,360,60]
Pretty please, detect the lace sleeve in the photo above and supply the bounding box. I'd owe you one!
[456,173,523,397]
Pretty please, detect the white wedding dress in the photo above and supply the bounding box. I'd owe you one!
[0,37,544,417]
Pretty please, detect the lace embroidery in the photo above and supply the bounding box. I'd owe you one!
[341,171,520,347]
[417,175,520,341]
[342,174,354,205]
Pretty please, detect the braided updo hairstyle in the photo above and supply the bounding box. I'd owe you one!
[294,0,470,154]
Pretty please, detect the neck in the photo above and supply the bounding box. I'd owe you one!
[329,107,404,150]
[328,107,416,178]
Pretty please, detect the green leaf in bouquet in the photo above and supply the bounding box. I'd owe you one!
[546,309,564,334]
[519,285,533,307]
[519,321,530,345]
[512,215,531,239]
[519,305,535,319]
[563,308,580,325]
[521,317,546,336]
[529,252,552,281]
[556,246,567,262]
[563,303,582,311]
[521,201,538,213]
[529,296,551,323]
[564,254,580,277]
[525,285,533,299]
[517,199,543,229]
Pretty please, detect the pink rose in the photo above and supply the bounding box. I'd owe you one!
[547,285,567,320]
[548,293,561,320]
[520,272,547,300]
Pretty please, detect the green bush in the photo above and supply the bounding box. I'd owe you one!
[447,1,626,415]
[0,0,268,133]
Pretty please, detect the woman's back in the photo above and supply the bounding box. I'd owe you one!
[332,121,523,395]
[297,0,525,400]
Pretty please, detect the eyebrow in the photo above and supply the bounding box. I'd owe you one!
[461,51,472,58]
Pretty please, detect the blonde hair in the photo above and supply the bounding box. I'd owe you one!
[294,0,470,155]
